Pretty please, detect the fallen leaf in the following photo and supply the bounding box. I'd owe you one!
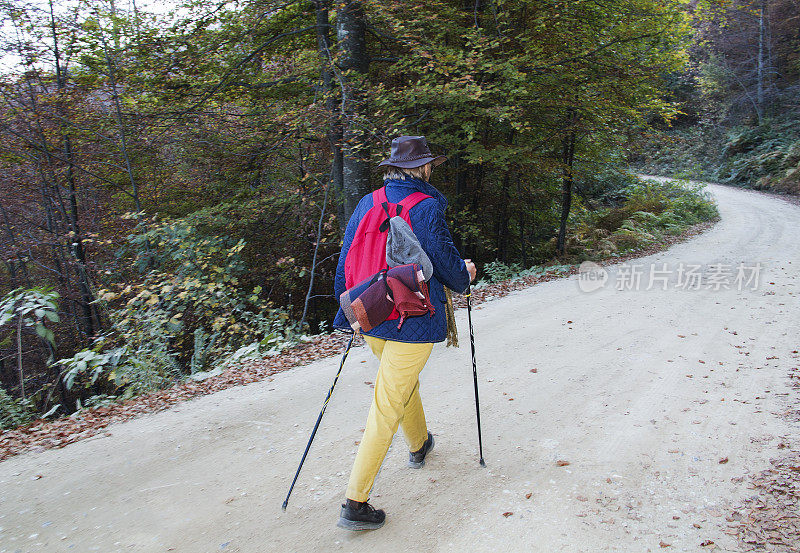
[693,523,702,529]
[659,541,671,548]
[556,460,570,467]
[525,493,532,499]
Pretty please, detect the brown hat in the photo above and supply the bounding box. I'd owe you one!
[378,136,447,169]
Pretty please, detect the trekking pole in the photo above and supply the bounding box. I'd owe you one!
[465,287,486,467]
[282,331,355,510]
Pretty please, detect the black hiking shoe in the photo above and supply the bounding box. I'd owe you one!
[337,499,386,531]
[408,431,435,469]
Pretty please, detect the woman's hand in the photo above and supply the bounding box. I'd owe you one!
[464,259,477,282]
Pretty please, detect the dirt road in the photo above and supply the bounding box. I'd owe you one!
[1,182,798,553]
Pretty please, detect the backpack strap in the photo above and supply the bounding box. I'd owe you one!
[398,191,432,212]
[374,187,431,216]
[372,186,388,207]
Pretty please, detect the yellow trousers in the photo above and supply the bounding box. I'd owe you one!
[345,336,434,502]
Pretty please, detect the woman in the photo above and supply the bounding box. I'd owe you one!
[332,135,476,530]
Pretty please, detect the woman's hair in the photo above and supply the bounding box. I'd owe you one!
[383,163,431,182]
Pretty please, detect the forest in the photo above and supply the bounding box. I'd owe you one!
[0,0,796,428]
[634,0,800,192]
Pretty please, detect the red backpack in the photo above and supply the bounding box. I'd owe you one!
[344,186,431,320]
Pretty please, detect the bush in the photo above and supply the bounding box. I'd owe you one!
[569,177,718,257]
[682,117,800,192]
[595,206,634,232]
[482,261,523,283]
[0,387,35,430]
[610,228,652,251]
[73,218,303,403]
[629,126,723,181]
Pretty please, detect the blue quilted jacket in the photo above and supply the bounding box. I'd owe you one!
[333,177,470,343]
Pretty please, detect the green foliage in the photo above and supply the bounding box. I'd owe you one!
[714,119,800,193]
[629,125,723,182]
[0,387,35,430]
[67,218,304,400]
[570,178,718,257]
[110,218,299,359]
[576,167,641,207]
[476,261,573,287]
[190,328,219,375]
[643,117,800,194]
[630,0,800,189]
[0,287,60,349]
[482,261,523,283]
[59,349,119,390]
[83,395,118,409]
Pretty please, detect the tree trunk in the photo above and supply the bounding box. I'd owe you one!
[516,175,528,267]
[0,200,31,285]
[496,130,515,262]
[50,0,98,338]
[497,169,511,262]
[300,182,330,329]
[315,0,344,226]
[17,315,25,400]
[556,112,577,257]
[336,0,371,221]
[98,26,144,216]
[452,151,468,252]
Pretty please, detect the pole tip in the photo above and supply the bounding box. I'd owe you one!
[479,459,486,467]
[281,501,288,511]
